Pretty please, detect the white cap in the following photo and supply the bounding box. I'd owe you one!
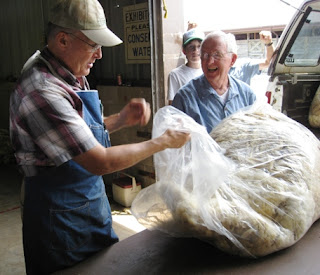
[49,0,123,47]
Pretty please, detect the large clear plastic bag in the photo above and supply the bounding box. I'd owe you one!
[131,103,320,257]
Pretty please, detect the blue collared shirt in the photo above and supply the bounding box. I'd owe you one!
[172,74,256,133]
[229,58,261,85]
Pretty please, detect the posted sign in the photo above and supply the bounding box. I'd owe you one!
[123,2,150,64]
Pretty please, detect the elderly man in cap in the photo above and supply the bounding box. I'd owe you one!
[167,28,205,105]
[10,0,190,273]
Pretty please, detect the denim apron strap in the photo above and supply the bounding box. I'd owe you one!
[23,90,118,274]
[78,90,112,147]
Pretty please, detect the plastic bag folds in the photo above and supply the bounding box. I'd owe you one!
[131,103,320,258]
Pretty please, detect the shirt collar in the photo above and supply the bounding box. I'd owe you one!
[199,75,240,100]
[41,47,83,90]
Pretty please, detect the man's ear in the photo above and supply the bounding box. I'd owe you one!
[230,53,237,66]
[56,32,70,50]
[182,47,187,56]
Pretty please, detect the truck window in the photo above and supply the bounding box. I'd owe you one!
[284,9,320,67]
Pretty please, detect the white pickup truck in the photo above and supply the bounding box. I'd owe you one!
[267,0,320,138]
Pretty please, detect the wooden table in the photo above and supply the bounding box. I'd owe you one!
[54,219,320,274]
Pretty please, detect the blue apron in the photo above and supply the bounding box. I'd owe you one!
[23,90,118,274]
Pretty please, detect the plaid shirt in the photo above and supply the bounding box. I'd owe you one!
[10,47,98,176]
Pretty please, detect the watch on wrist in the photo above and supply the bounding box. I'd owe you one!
[265,42,273,47]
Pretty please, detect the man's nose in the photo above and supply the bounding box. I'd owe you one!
[207,55,217,63]
[94,47,103,59]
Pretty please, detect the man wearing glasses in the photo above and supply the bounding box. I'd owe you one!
[167,28,205,105]
[172,30,256,133]
[10,0,190,273]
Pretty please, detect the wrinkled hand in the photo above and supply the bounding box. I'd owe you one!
[162,129,191,148]
[119,98,151,127]
[259,30,272,44]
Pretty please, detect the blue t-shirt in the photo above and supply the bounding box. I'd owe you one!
[172,74,256,133]
[229,59,261,85]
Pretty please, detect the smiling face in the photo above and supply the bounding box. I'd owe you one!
[200,36,237,90]
[63,31,102,77]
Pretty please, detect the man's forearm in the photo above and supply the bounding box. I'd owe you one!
[259,42,274,70]
[104,113,125,133]
[265,42,274,64]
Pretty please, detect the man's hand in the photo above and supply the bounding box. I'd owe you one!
[187,21,198,31]
[119,98,151,127]
[160,129,191,148]
[259,31,272,45]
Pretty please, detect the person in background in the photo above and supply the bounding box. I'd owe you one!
[187,20,198,30]
[229,30,275,85]
[169,28,274,104]
[167,28,205,105]
[9,0,190,274]
[172,30,256,133]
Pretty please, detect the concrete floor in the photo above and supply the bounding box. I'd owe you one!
[0,164,144,275]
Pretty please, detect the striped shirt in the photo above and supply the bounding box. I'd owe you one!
[10,47,98,176]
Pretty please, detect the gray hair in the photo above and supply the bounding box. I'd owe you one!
[201,30,238,54]
[46,22,75,43]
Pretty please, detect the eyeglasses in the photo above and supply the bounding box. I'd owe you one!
[67,33,102,53]
[201,52,231,61]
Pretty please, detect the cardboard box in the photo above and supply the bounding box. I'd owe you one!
[112,173,141,207]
